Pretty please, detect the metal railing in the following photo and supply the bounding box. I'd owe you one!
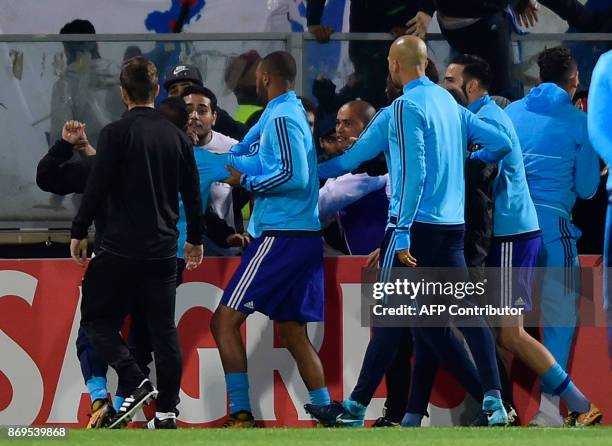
[0,32,610,241]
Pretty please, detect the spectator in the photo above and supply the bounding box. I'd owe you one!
[308,0,435,110]
[224,50,264,127]
[51,19,123,147]
[181,85,250,255]
[431,1,543,100]
[300,96,317,133]
[316,114,341,160]
[318,100,389,255]
[164,64,249,140]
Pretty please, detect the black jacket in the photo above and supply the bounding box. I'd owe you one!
[214,108,249,141]
[36,139,106,252]
[435,0,512,18]
[464,156,497,282]
[307,0,435,32]
[71,107,203,259]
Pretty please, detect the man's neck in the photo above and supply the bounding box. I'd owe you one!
[266,86,291,103]
[400,68,426,89]
[127,102,155,110]
[198,131,214,147]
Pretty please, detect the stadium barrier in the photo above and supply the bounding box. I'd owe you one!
[1,33,611,235]
[0,256,610,427]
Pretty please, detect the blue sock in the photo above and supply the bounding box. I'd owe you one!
[113,396,125,412]
[482,394,504,411]
[401,412,423,427]
[308,387,331,406]
[226,373,251,415]
[484,389,501,400]
[541,363,589,413]
[86,376,108,403]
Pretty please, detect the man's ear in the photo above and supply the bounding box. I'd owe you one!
[212,110,218,127]
[155,84,160,98]
[119,86,129,105]
[466,78,478,96]
[571,70,580,89]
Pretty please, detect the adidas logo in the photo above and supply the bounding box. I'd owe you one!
[244,301,255,310]
[514,297,526,306]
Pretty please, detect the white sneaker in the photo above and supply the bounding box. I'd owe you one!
[529,410,564,427]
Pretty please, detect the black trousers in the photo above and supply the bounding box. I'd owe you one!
[80,251,182,412]
[442,12,516,100]
[382,328,413,423]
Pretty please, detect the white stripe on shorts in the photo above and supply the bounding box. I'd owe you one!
[227,236,275,310]
[501,241,514,308]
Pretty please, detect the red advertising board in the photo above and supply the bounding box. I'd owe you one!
[0,257,610,427]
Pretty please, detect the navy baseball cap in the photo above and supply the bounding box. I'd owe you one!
[164,64,203,91]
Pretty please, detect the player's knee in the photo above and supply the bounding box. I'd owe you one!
[210,305,244,339]
[277,322,307,347]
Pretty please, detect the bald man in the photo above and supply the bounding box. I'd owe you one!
[319,100,389,255]
[306,36,514,427]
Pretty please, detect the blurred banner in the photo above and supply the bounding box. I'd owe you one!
[0,0,339,34]
[0,256,610,427]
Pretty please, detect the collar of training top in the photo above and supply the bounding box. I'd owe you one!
[402,76,433,93]
[468,94,491,114]
[266,90,297,109]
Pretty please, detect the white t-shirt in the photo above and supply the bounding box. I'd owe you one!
[203,131,239,227]
[318,173,389,223]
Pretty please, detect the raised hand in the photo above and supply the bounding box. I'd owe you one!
[62,120,86,145]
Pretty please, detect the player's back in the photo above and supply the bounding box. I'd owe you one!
[247,91,320,237]
[505,83,593,218]
[390,77,466,225]
[98,107,196,259]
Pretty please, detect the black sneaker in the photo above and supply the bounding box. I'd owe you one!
[372,417,399,428]
[304,401,364,427]
[108,379,159,429]
[144,416,177,429]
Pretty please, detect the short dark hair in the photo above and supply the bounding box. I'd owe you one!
[59,19,100,65]
[181,85,218,112]
[261,51,297,84]
[158,96,189,130]
[120,56,158,103]
[537,46,577,86]
[343,100,376,126]
[450,54,492,90]
[299,96,317,115]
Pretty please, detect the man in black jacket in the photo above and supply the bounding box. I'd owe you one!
[70,56,202,428]
[38,97,242,429]
[307,0,435,110]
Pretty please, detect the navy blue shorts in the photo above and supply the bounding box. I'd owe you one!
[487,234,542,311]
[220,232,324,322]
